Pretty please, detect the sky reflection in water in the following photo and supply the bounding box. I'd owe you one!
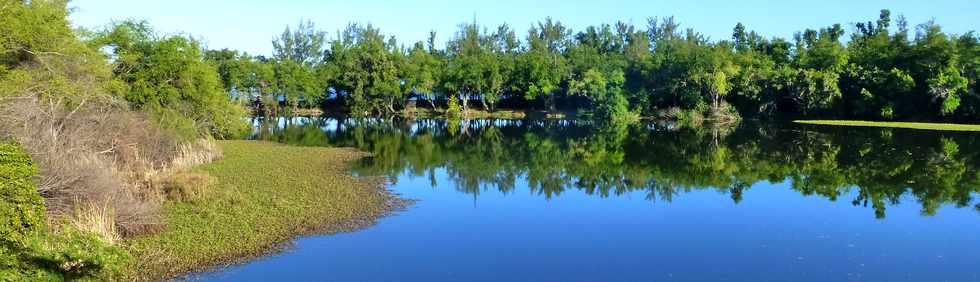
[197,118,980,282]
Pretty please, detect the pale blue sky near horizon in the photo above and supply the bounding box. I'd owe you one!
[69,0,978,56]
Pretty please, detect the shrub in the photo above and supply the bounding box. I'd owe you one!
[0,142,45,251]
[0,97,175,236]
[708,101,742,124]
[446,95,463,118]
[15,227,131,281]
[0,142,130,281]
[170,139,224,171]
[159,171,213,203]
[89,20,250,139]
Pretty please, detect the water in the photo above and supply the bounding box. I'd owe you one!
[196,118,980,281]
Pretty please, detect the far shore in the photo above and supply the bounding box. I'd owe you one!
[795,120,980,131]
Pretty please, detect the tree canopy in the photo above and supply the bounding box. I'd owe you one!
[205,10,979,123]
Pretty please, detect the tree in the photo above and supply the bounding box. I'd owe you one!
[401,42,442,109]
[327,23,401,115]
[927,64,968,115]
[272,20,327,66]
[270,21,328,114]
[91,21,248,138]
[516,18,571,111]
[733,23,749,52]
[274,58,322,112]
[444,21,487,113]
[190,12,980,122]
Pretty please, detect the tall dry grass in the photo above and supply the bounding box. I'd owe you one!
[170,138,223,171]
[69,201,121,245]
[0,96,221,240]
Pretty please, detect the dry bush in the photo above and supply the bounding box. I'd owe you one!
[0,96,181,236]
[158,171,213,203]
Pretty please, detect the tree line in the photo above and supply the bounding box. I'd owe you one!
[207,10,979,122]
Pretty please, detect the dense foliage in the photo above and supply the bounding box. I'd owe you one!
[1,1,243,279]
[216,11,979,122]
[2,0,246,139]
[1,142,129,280]
[88,21,249,139]
[0,143,45,261]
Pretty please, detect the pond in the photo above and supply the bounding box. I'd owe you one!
[196,118,980,281]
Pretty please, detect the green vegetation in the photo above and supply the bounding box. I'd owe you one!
[3,0,980,279]
[210,10,979,123]
[795,120,980,131]
[124,141,399,280]
[88,20,250,139]
[1,143,129,280]
[3,1,251,280]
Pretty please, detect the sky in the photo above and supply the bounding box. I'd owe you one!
[69,0,979,56]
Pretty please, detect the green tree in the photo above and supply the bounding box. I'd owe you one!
[401,42,442,109]
[91,21,248,139]
[516,18,571,111]
[327,23,402,115]
[272,20,327,66]
[271,21,328,113]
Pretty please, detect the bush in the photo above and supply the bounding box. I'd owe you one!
[0,142,45,250]
[446,95,463,118]
[11,227,131,281]
[89,20,250,140]
[159,171,213,203]
[708,101,742,124]
[0,142,130,281]
[0,97,177,236]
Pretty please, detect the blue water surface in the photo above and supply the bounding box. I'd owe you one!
[194,119,980,282]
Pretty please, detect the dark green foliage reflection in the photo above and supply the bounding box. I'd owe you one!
[254,118,980,219]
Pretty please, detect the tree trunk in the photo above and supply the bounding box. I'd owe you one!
[713,91,719,112]
[426,95,437,110]
[546,95,556,113]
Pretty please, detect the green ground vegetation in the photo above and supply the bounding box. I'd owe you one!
[4,0,980,280]
[795,120,980,131]
[123,141,400,280]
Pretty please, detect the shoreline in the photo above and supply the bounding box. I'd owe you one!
[794,120,980,131]
[124,141,411,281]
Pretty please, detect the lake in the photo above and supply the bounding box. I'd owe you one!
[194,118,980,282]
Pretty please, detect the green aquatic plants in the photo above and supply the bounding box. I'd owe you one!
[126,141,399,280]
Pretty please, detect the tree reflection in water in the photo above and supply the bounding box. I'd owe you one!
[253,117,980,219]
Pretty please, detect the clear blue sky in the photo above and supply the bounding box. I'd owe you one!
[69,0,978,56]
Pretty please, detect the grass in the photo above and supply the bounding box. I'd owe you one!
[794,120,980,132]
[124,141,403,280]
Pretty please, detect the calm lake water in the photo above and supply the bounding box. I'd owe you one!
[195,118,980,282]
